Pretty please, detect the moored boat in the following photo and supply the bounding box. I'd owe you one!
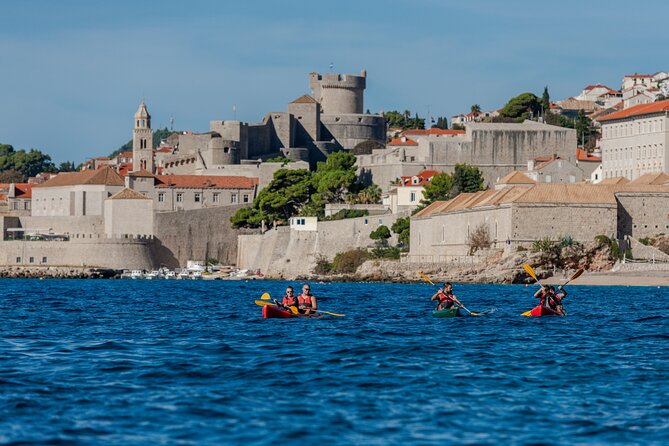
[432,307,462,318]
[522,305,563,317]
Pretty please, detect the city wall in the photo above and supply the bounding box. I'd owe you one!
[153,204,254,268]
[237,212,406,278]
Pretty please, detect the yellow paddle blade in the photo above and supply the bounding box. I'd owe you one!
[523,264,538,281]
[261,292,271,300]
[288,306,299,314]
[254,300,275,307]
[419,272,435,286]
[570,268,584,281]
[319,310,346,317]
[521,310,532,317]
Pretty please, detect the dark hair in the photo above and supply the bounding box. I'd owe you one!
[444,282,452,287]
[286,286,293,291]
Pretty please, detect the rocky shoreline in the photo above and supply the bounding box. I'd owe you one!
[0,266,121,279]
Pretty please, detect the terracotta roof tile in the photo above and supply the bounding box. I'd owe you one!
[628,172,669,185]
[35,167,125,188]
[599,177,630,185]
[497,171,536,184]
[290,94,317,104]
[109,188,151,200]
[388,137,418,146]
[598,99,669,121]
[576,149,601,162]
[128,169,155,178]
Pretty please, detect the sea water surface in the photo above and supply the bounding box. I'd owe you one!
[0,279,667,445]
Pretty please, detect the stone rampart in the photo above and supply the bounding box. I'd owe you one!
[237,212,407,278]
[153,205,255,268]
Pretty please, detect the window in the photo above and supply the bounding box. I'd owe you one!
[231,195,238,204]
[243,194,249,203]
[158,193,165,203]
[176,193,183,203]
[16,257,21,263]
[194,193,201,203]
[29,257,34,263]
[410,192,417,202]
[364,218,368,225]
[42,257,47,263]
[213,193,220,203]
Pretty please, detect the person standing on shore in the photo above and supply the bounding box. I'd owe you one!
[298,284,318,315]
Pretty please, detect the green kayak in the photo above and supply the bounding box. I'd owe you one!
[432,307,462,318]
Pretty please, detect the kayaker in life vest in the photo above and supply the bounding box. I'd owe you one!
[431,282,465,311]
[534,285,552,307]
[279,286,299,310]
[553,285,568,315]
[298,284,318,315]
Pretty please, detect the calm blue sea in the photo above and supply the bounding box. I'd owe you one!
[0,279,667,445]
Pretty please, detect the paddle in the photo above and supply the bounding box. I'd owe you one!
[523,263,543,287]
[520,267,583,316]
[564,268,584,285]
[261,292,271,301]
[418,272,481,316]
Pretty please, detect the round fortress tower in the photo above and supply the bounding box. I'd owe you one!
[309,69,366,115]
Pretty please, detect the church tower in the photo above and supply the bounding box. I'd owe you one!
[132,100,154,173]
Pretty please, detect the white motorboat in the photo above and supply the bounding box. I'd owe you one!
[130,270,144,279]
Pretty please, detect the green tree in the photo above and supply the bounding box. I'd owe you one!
[432,116,448,129]
[311,151,360,205]
[499,92,541,121]
[384,110,425,130]
[452,163,485,194]
[575,109,598,149]
[0,169,24,183]
[541,86,550,115]
[391,216,410,248]
[58,161,77,172]
[471,104,481,114]
[421,172,453,205]
[370,225,391,247]
[109,127,180,158]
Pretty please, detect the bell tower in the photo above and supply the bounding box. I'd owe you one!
[132,100,154,173]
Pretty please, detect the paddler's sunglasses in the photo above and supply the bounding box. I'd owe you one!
[286,290,294,294]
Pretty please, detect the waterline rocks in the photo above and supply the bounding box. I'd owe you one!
[0,267,120,279]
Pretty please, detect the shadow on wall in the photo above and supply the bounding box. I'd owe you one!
[150,238,180,269]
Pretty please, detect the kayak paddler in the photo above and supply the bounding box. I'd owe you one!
[553,285,568,315]
[278,285,299,311]
[298,283,318,315]
[431,282,465,311]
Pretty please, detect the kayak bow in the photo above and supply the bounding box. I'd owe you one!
[521,305,564,317]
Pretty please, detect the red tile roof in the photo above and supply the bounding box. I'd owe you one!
[584,84,613,91]
[400,169,440,187]
[387,137,418,146]
[117,151,133,158]
[576,149,602,162]
[625,74,653,78]
[402,128,465,136]
[598,99,669,122]
[155,147,173,153]
[128,169,155,178]
[155,175,258,189]
[35,167,125,188]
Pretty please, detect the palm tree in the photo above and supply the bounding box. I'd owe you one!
[470,104,482,114]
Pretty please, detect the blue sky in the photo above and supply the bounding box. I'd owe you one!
[0,0,666,163]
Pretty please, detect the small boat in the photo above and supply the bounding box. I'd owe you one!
[164,271,176,280]
[130,270,144,279]
[177,271,189,280]
[432,307,462,318]
[262,306,323,319]
[145,270,160,280]
[191,271,203,280]
[522,305,564,317]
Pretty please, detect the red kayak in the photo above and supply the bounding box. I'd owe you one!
[523,305,564,317]
[262,305,295,318]
[262,305,323,319]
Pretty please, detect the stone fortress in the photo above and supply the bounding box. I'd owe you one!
[161,69,385,179]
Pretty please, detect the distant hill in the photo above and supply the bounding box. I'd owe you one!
[109,128,180,158]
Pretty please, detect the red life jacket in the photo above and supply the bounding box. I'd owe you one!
[298,294,313,307]
[282,295,298,307]
[438,291,455,305]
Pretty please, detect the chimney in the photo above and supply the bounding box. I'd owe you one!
[527,159,535,171]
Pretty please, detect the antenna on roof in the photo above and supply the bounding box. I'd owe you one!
[169,116,174,131]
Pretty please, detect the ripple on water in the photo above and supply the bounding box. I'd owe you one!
[0,279,667,444]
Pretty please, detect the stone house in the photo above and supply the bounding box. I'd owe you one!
[525,156,585,184]
[598,99,669,180]
[383,169,440,213]
[32,167,125,217]
[125,171,258,212]
[408,181,669,262]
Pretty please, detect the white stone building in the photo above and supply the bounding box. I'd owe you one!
[598,99,669,180]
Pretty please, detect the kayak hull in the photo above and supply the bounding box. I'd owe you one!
[524,305,564,317]
[262,305,324,319]
[262,305,295,318]
[432,307,461,318]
